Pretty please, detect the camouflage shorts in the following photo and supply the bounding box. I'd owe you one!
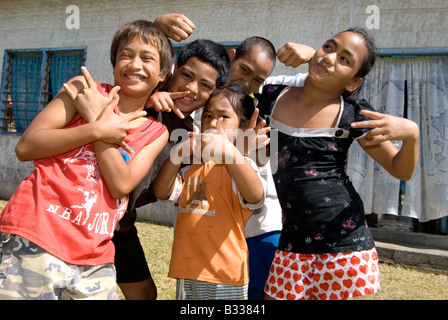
[0,233,117,300]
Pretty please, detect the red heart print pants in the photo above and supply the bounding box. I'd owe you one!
[264,248,381,300]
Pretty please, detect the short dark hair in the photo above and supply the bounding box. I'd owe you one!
[234,36,277,72]
[110,20,174,77]
[208,82,255,129]
[341,27,377,98]
[177,39,230,88]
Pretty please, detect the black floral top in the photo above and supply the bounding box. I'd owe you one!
[257,84,376,254]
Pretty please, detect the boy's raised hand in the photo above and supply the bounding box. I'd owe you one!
[63,66,120,123]
[277,42,316,68]
[145,91,189,119]
[154,13,195,42]
[94,94,147,154]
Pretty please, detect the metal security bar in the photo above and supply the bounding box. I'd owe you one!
[0,47,86,132]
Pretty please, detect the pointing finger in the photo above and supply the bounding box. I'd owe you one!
[81,66,96,89]
[172,106,185,119]
[248,108,259,130]
[105,94,120,113]
[107,86,121,102]
[360,109,383,119]
[215,117,226,136]
[254,119,268,132]
[351,119,381,129]
[63,83,77,100]
[118,140,133,154]
[352,110,383,128]
[168,91,190,100]
[168,91,189,119]
[125,110,147,122]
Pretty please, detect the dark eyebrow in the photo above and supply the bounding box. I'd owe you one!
[181,66,216,88]
[240,63,253,73]
[240,63,265,82]
[119,46,157,57]
[327,38,355,59]
[201,78,216,88]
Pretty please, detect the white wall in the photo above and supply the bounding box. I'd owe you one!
[1,0,447,222]
[1,0,447,83]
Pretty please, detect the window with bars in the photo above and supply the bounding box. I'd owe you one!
[1,47,86,132]
[351,48,448,234]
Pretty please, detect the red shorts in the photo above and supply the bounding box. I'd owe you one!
[264,248,381,300]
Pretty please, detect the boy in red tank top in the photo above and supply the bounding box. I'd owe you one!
[0,20,173,300]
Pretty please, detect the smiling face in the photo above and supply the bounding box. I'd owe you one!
[168,56,219,116]
[308,31,368,95]
[113,37,166,98]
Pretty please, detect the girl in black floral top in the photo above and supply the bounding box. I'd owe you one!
[259,28,419,300]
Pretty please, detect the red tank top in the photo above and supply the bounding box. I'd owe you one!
[0,83,166,265]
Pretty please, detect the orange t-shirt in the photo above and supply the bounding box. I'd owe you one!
[168,159,264,286]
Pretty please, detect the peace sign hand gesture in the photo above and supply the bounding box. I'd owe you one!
[93,94,147,153]
[145,90,190,119]
[64,67,145,153]
[352,110,419,147]
[245,108,271,155]
[63,66,120,123]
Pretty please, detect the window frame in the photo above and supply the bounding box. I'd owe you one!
[1,46,87,132]
[378,47,448,57]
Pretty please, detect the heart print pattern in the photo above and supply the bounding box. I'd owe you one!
[264,248,381,300]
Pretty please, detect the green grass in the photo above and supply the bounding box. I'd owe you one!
[133,221,448,300]
[1,200,448,300]
[125,221,176,300]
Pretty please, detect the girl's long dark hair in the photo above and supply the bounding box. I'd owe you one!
[342,27,377,98]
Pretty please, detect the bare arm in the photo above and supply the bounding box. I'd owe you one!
[153,125,199,200]
[226,150,265,205]
[96,129,169,199]
[276,42,315,68]
[153,151,184,201]
[353,110,419,181]
[15,76,105,161]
